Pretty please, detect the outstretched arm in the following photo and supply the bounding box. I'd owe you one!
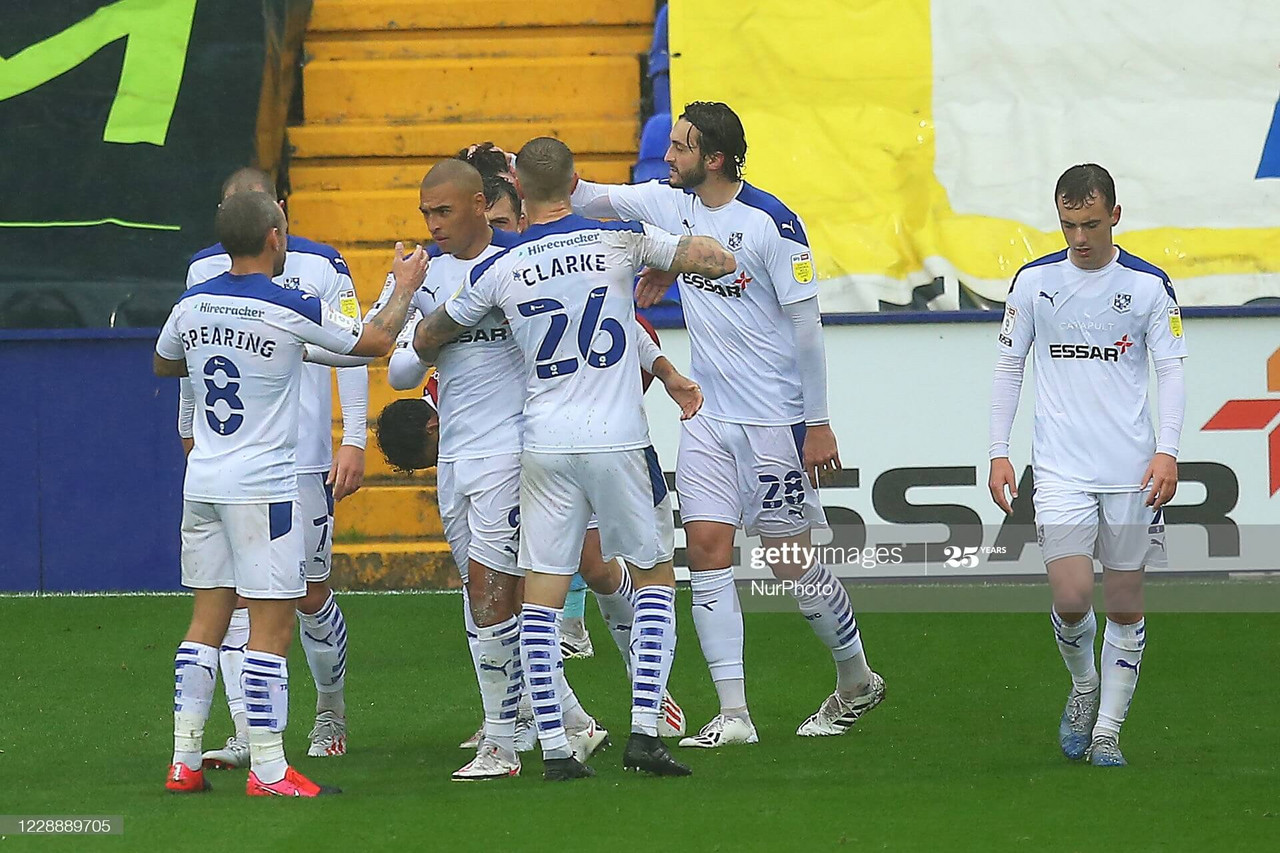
[666,235,737,280]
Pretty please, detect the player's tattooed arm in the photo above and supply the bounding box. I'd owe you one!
[350,242,428,357]
[667,235,737,280]
[153,354,188,377]
[412,305,468,365]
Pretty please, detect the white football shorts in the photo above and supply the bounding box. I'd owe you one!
[298,472,334,583]
[519,447,674,575]
[1034,485,1168,571]
[180,499,306,599]
[676,415,828,538]
[437,453,522,580]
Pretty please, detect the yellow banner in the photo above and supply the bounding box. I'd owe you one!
[670,0,1280,309]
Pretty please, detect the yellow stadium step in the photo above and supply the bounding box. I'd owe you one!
[308,0,654,33]
[302,56,639,124]
[332,366,427,423]
[331,541,458,590]
[336,484,442,539]
[289,119,637,160]
[306,28,651,62]
[340,248,395,306]
[291,156,632,192]
[290,189,419,246]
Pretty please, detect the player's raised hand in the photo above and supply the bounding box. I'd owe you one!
[635,267,678,308]
[329,445,365,502]
[1142,452,1178,509]
[662,373,703,420]
[391,242,429,291]
[988,457,1018,515]
[803,424,841,488]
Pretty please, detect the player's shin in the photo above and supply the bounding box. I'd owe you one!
[1052,608,1100,691]
[298,591,347,717]
[1096,618,1145,739]
[792,560,871,696]
[173,642,219,769]
[689,567,748,716]
[519,603,572,759]
[630,585,677,736]
[475,615,522,751]
[592,561,636,670]
[219,607,250,738]
[242,651,290,784]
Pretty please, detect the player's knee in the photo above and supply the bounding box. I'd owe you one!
[467,566,518,627]
[685,526,734,570]
[295,582,331,615]
[577,549,614,591]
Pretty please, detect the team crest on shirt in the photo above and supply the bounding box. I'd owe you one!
[728,231,743,251]
[282,277,301,290]
[1111,292,1132,313]
[791,251,815,284]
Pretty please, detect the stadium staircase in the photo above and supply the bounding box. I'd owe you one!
[288,0,655,588]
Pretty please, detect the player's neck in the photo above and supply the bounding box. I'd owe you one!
[525,198,573,225]
[229,255,277,278]
[694,177,741,209]
[450,224,493,261]
[1067,244,1118,271]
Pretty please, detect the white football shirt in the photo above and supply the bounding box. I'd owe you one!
[372,230,525,462]
[157,272,363,503]
[445,215,680,453]
[186,236,364,473]
[999,247,1189,491]
[571,179,818,426]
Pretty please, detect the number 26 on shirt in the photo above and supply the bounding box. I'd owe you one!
[517,286,626,379]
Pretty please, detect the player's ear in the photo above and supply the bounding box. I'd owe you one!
[1111,204,1121,227]
[512,173,525,200]
[706,150,725,174]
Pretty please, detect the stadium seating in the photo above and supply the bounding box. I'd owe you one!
[639,111,672,159]
[292,0,655,585]
[649,4,669,75]
[632,159,670,183]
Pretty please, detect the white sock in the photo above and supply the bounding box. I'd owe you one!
[172,642,218,769]
[558,669,592,733]
[462,586,484,717]
[219,608,250,738]
[630,585,677,736]
[593,564,635,674]
[1052,608,1100,692]
[793,561,870,697]
[689,567,748,718]
[1095,618,1145,740]
[242,650,289,784]
[474,615,521,750]
[298,593,347,717]
[520,604,571,759]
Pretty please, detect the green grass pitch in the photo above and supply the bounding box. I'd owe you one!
[1,592,1276,851]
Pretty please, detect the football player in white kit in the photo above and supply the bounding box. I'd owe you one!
[988,164,1187,767]
[182,169,365,767]
[372,159,611,780]
[376,159,687,778]
[156,191,427,796]
[571,102,885,746]
[412,137,733,779]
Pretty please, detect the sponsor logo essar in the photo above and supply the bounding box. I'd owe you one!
[1048,343,1120,361]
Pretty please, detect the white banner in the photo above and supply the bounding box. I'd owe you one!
[644,313,1280,580]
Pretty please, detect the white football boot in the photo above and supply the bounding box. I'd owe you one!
[678,714,759,748]
[796,672,886,737]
